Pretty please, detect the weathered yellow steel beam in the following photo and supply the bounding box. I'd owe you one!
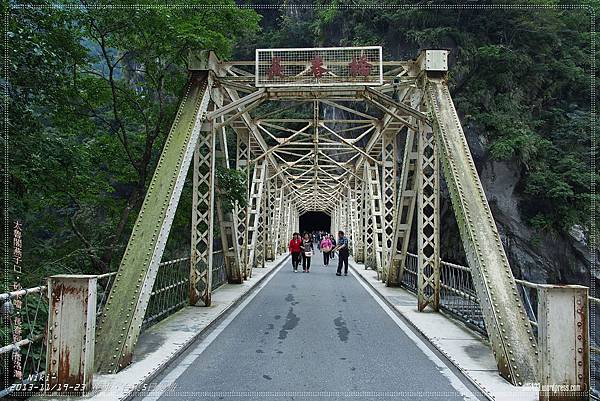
[426,77,538,385]
[94,70,212,373]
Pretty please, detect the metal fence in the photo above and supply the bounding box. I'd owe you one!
[0,249,230,397]
[0,285,47,397]
[401,252,598,399]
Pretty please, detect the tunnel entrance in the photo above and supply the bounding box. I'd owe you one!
[299,212,331,234]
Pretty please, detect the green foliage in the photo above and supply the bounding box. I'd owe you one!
[244,1,595,237]
[9,1,260,286]
[216,166,248,212]
[7,1,597,292]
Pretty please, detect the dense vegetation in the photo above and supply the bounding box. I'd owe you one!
[6,1,259,288]
[4,1,596,290]
[242,1,596,236]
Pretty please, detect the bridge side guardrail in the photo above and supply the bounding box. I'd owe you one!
[402,252,598,399]
[0,249,230,397]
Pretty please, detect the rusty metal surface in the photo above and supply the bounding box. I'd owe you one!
[538,285,589,401]
[46,275,96,394]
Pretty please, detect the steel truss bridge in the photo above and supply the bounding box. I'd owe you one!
[95,45,539,382]
[2,47,592,400]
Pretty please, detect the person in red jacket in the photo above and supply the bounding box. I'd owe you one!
[289,232,302,272]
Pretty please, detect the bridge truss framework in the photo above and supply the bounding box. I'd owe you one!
[94,47,538,386]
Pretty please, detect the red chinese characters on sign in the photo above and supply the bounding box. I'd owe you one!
[310,56,328,78]
[349,55,373,77]
[267,57,284,79]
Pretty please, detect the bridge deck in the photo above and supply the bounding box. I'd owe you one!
[135,253,483,401]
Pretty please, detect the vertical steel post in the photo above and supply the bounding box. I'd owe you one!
[348,183,356,254]
[265,176,277,261]
[235,130,250,280]
[244,161,267,274]
[215,106,242,284]
[363,163,375,269]
[366,161,384,277]
[387,121,418,286]
[381,131,397,282]
[538,285,589,401]
[190,113,217,306]
[272,184,284,257]
[46,275,96,393]
[279,192,290,254]
[416,117,440,312]
[255,174,267,268]
[353,176,364,262]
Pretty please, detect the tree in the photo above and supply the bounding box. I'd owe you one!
[8,1,260,285]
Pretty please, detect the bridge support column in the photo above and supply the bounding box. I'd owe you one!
[294,207,299,234]
[215,115,242,284]
[425,69,538,383]
[366,161,384,278]
[254,173,267,268]
[46,275,96,394]
[235,131,250,280]
[348,183,357,255]
[331,206,337,235]
[387,89,420,287]
[190,111,217,306]
[538,285,589,401]
[279,191,290,254]
[363,164,375,269]
[381,131,397,282]
[416,117,440,312]
[272,183,284,257]
[267,175,277,260]
[352,176,365,262]
[244,161,267,274]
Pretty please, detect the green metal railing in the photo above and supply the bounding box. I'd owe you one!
[0,249,230,397]
[401,252,598,399]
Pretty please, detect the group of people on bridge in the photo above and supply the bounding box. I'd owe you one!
[288,231,349,276]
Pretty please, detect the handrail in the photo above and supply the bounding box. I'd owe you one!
[0,250,230,396]
[0,285,46,301]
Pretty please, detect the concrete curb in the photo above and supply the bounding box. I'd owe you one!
[348,260,496,401]
[117,255,291,401]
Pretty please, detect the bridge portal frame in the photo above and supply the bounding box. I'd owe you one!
[95,48,538,387]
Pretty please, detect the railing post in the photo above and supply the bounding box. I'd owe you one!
[45,275,97,394]
[538,284,589,401]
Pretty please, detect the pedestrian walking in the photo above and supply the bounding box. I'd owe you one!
[289,232,302,272]
[334,231,349,276]
[301,232,313,272]
[320,235,333,266]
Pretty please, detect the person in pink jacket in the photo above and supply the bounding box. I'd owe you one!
[320,235,333,266]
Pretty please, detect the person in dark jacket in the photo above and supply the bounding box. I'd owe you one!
[334,231,349,276]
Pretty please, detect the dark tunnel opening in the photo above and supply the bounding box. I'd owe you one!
[299,212,331,234]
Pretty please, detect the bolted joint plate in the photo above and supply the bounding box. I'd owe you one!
[417,49,449,73]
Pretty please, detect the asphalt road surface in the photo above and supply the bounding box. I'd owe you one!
[136,251,485,401]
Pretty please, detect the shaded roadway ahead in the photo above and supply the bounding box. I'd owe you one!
[137,252,485,401]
